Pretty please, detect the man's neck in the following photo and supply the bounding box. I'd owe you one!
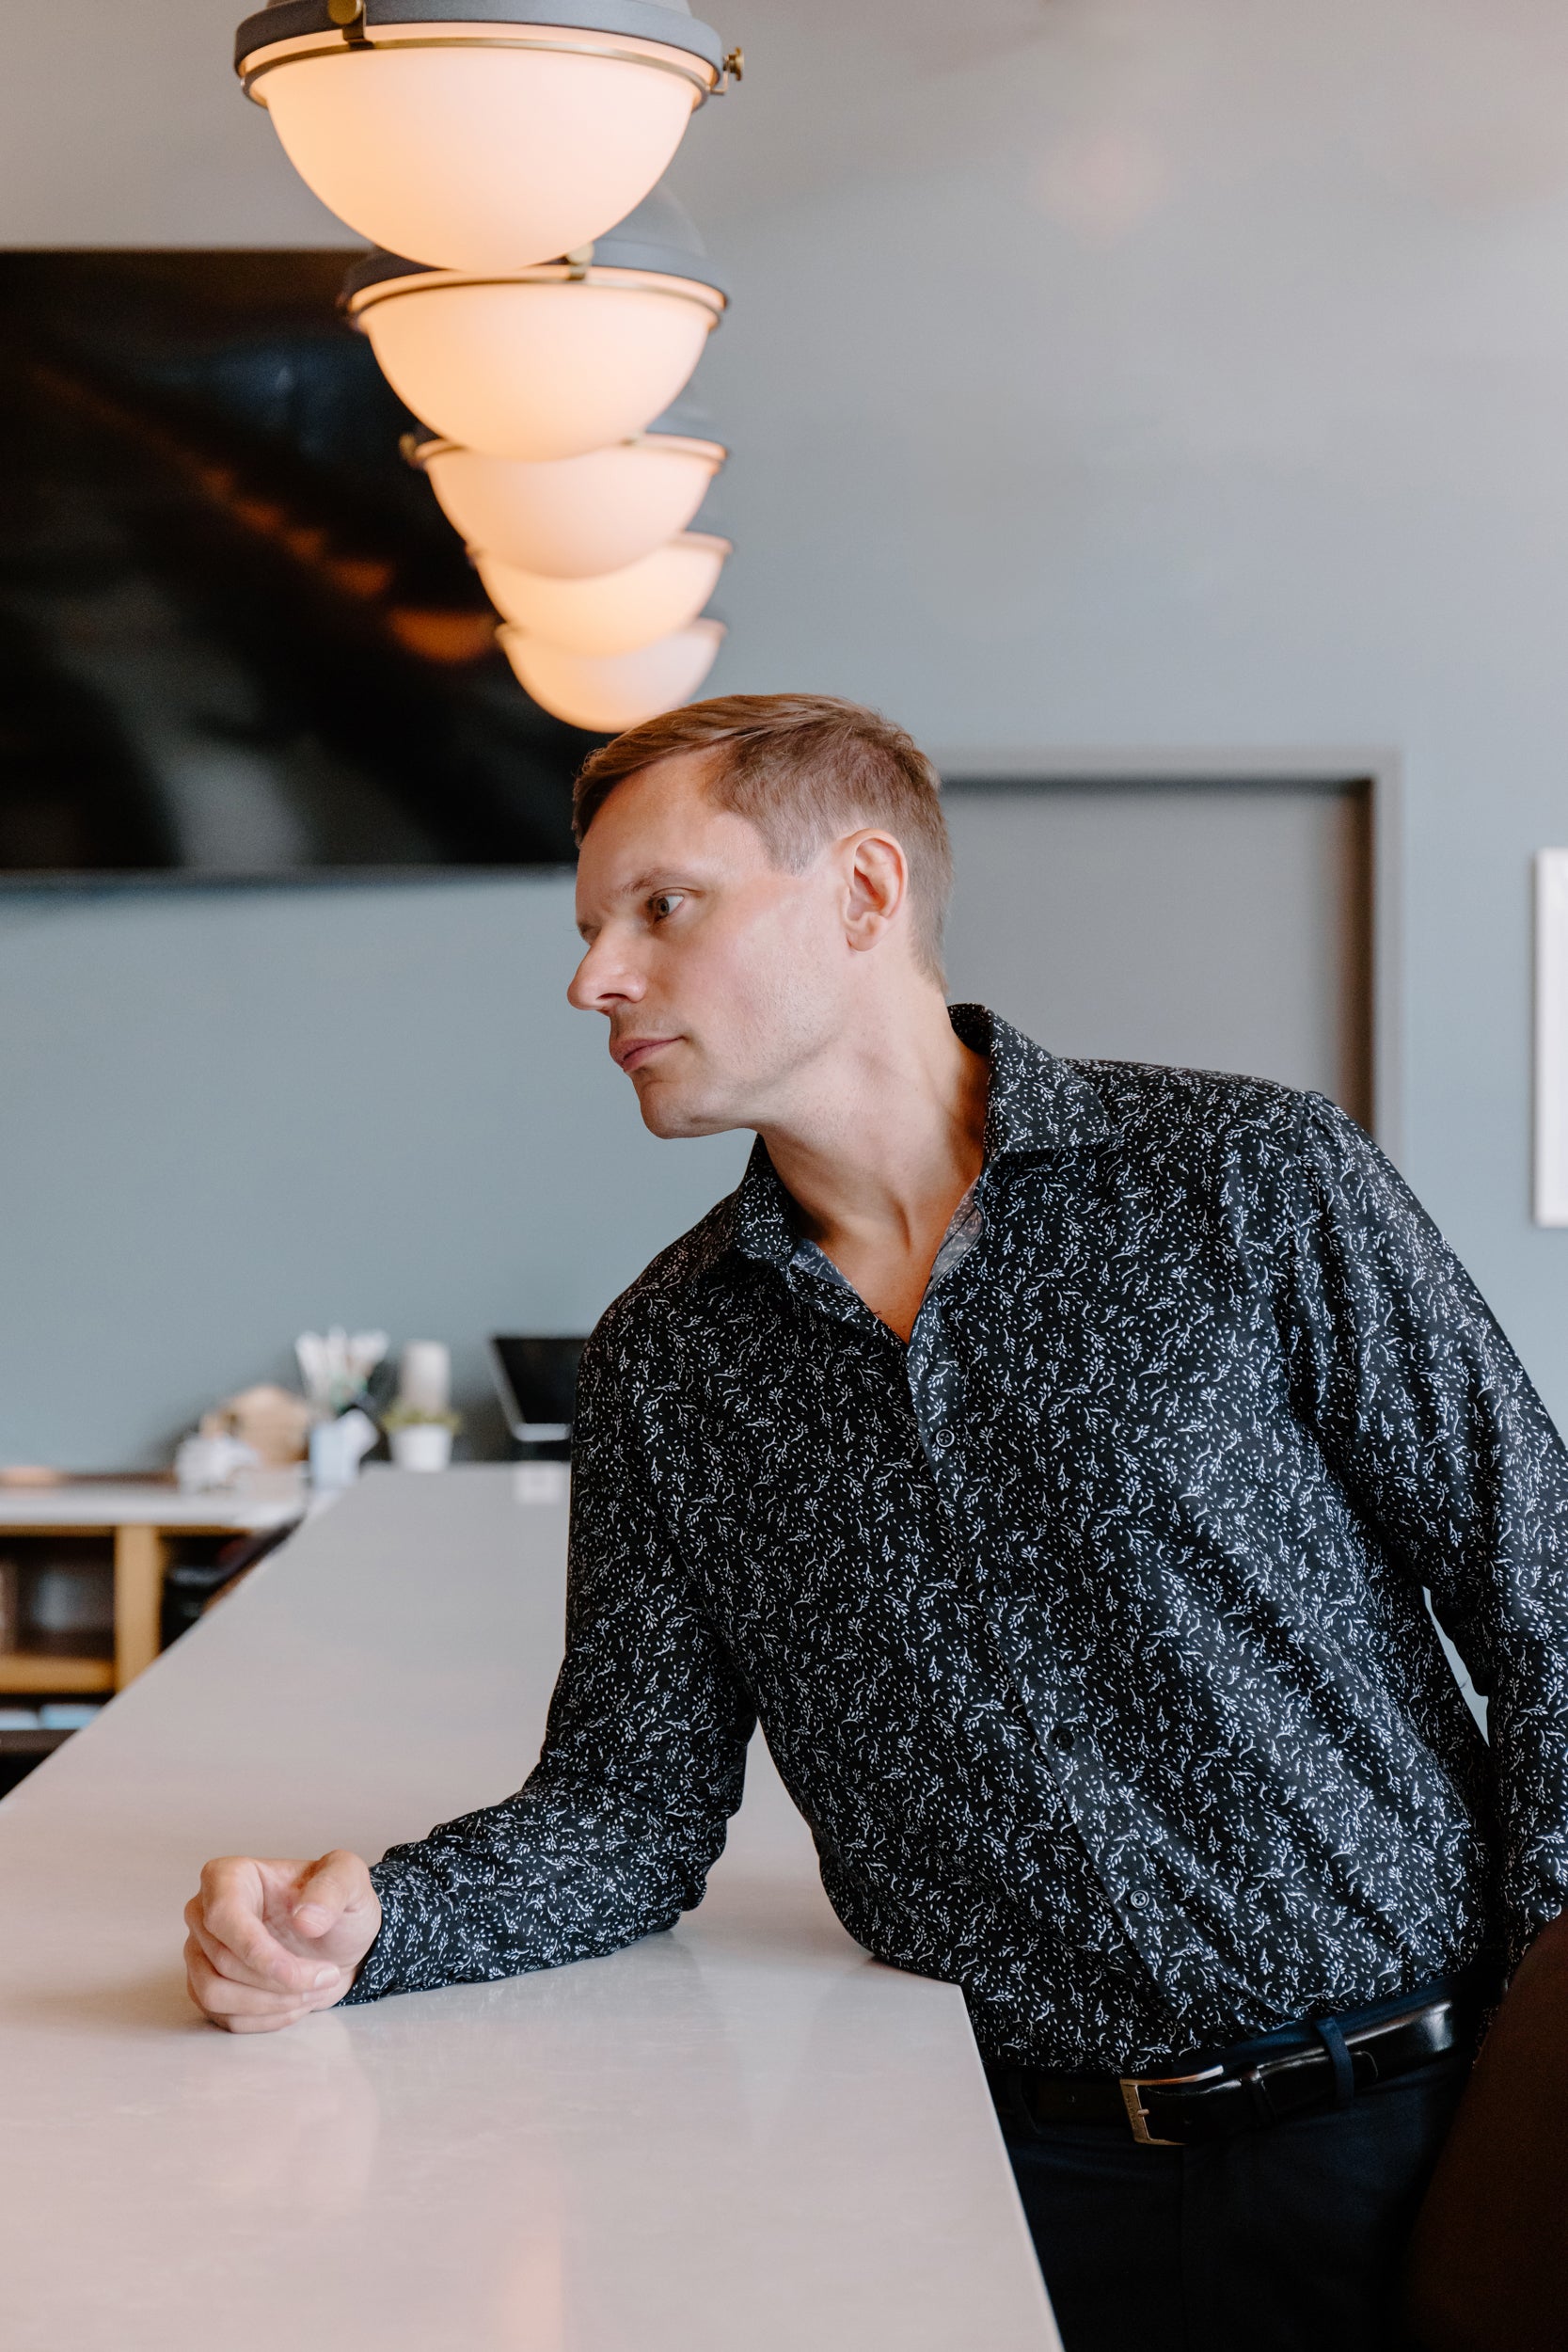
[757,993,990,1339]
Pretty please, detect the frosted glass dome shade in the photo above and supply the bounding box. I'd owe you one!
[415,431,725,578]
[234,4,726,274]
[500,618,724,729]
[476,532,728,657]
[347,265,724,461]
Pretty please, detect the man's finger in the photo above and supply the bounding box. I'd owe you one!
[185,1939,325,2021]
[289,1849,371,1939]
[185,1906,278,1991]
[185,1903,336,1997]
[200,1882,316,1988]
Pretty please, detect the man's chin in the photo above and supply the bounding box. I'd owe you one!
[634,1078,733,1141]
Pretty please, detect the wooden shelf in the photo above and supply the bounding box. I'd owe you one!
[0,1653,115,1693]
[0,1498,301,1699]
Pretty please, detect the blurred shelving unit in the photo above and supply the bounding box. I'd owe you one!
[0,1477,305,1791]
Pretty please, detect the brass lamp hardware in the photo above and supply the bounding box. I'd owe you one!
[243,33,719,99]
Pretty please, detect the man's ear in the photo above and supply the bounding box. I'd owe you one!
[841,830,910,954]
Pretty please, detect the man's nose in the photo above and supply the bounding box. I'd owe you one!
[568,931,645,1013]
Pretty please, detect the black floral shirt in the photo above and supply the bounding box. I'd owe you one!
[348,1008,1568,2071]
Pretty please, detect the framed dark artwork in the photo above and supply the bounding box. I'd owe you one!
[0,250,602,881]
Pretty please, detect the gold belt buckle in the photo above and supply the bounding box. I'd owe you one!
[1118,2062,1226,2146]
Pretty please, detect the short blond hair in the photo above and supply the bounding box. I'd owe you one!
[573,693,953,981]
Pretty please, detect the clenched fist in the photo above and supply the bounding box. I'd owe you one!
[184,1851,382,2033]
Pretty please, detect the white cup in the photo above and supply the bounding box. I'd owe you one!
[309,1409,379,1490]
[175,1433,260,1492]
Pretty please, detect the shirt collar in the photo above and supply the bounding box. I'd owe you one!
[733,1004,1108,1271]
[948,1002,1111,1163]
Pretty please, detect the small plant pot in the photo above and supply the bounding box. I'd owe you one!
[390,1423,453,1473]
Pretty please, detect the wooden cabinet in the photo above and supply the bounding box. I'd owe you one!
[0,1482,305,1698]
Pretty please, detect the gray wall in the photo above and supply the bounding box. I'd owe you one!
[668,0,1568,1424]
[0,885,744,1467]
[6,0,1568,1451]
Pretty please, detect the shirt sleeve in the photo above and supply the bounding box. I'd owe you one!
[1260,1091,1568,1967]
[343,1317,757,2004]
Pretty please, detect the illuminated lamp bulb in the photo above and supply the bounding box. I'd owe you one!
[476,532,729,658]
[407,399,726,579]
[341,184,726,462]
[499,617,724,730]
[233,0,737,275]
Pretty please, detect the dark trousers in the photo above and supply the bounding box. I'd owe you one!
[1004,2055,1468,2352]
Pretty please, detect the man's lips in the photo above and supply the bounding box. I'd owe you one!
[612,1036,679,1074]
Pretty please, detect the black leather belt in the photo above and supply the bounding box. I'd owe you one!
[989,1982,1483,2149]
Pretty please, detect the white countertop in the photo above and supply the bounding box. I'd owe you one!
[0,1466,1059,2352]
[0,1472,307,1530]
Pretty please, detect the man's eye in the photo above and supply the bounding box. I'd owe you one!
[650,893,684,921]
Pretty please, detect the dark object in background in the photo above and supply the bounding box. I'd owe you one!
[1404,1912,1568,2352]
[0,250,602,881]
[489,1335,586,1461]
[0,1729,71,1802]
[160,1527,292,1650]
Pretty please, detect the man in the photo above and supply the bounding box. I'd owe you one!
[184,695,1568,2351]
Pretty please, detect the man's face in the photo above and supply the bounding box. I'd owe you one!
[569,752,850,1137]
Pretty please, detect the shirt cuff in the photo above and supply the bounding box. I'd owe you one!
[337,1858,424,2005]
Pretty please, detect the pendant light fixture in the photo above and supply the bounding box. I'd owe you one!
[499,617,724,729]
[341,185,727,462]
[475,530,729,657]
[234,0,739,274]
[407,399,726,579]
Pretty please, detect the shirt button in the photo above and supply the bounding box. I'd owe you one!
[927,1428,957,1455]
[1049,1724,1074,1753]
[1127,1891,1152,1915]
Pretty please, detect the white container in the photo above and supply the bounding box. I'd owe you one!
[175,1433,261,1493]
[309,1408,379,1490]
[390,1423,453,1473]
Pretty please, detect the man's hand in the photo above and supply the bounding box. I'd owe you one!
[184,1851,381,2033]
